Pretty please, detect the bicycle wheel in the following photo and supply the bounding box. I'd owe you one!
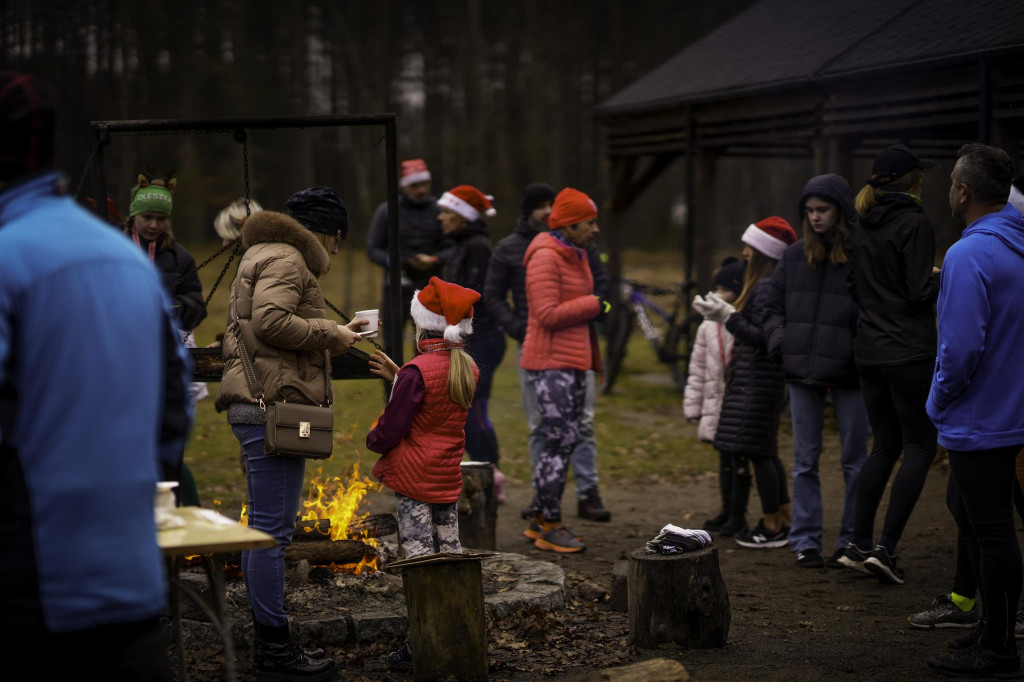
[600,303,636,394]
[665,311,703,391]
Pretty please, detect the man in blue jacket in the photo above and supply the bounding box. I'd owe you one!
[0,72,192,676]
[925,143,1024,678]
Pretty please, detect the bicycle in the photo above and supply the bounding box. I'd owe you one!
[600,278,703,394]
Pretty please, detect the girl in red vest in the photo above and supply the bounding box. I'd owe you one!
[366,277,481,558]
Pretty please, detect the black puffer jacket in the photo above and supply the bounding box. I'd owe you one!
[763,240,859,388]
[483,216,610,342]
[447,219,497,336]
[137,236,206,331]
[849,194,938,366]
[713,278,787,459]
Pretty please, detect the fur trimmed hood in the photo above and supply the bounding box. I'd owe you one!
[241,210,331,277]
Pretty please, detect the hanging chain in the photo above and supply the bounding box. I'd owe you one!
[236,128,252,217]
[73,140,103,201]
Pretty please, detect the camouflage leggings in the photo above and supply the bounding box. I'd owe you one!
[525,369,588,522]
[395,492,462,559]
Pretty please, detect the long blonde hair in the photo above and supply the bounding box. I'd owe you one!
[855,169,924,214]
[735,249,779,312]
[415,329,477,409]
[803,206,850,267]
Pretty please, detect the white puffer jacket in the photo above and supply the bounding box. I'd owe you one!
[683,319,735,443]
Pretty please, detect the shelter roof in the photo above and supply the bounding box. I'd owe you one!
[597,0,1024,116]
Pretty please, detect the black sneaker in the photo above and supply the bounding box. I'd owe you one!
[703,510,730,532]
[948,627,981,654]
[927,645,1021,678]
[719,515,749,537]
[908,594,980,630]
[735,521,789,549]
[796,548,824,568]
[836,544,872,574]
[386,641,413,672]
[826,547,847,569]
[864,545,905,585]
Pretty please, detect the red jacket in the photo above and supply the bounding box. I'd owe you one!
[520,232,601,371]
[369,347,478,504]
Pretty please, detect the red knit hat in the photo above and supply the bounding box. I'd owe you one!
[437,184,496,222]
[400,159,431,187]
[741,216,797,260]
[410,277,481,343]
[548,188,597,230]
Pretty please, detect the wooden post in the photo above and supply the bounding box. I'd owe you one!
[627,545,730,649]
[396,553,488,681]
[458,462,497,550]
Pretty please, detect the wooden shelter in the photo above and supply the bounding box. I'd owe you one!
[596,0,1024,285]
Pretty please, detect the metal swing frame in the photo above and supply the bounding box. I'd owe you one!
[85,114,406,378]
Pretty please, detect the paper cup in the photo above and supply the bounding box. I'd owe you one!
[355,309,379,338]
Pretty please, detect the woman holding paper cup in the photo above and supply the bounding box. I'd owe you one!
[215,186,367,679]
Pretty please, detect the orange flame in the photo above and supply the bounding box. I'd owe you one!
[298,463,383,574]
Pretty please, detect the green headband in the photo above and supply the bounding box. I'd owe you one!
[130,185,173,217]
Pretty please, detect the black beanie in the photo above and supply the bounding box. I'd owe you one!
[521,182,557,218]
[711,257,746,297]
[286,186,349,238]
[0,71,56,183]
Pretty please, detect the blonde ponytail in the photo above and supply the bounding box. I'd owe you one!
[447,347,477,409]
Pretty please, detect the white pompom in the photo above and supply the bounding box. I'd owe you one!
[485,207,497,217]
[443,325,462,344]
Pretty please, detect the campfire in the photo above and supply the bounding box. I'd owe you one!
[236,463,395,575]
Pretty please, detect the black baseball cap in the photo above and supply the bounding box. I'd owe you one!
[871,144,935,180]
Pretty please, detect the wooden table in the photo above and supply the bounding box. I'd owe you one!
[158,507,275,682]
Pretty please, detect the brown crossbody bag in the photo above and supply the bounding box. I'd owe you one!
[230,297,334,460]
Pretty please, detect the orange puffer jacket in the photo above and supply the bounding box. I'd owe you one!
[520,232,601,371]
[371,350,478,504]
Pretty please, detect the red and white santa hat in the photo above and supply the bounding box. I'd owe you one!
[400,159,431,187]
[437,184,497,222]
[410,276,482,344]
[741,216,798,260]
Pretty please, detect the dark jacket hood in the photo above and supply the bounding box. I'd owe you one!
[963,202,1024,259]
[513,214,543,239]
[799,174,857,226]
[860,193,923,231]
[241,210,331,277]
[451,219,489,242]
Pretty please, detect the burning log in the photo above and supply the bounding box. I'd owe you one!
[284,539,375,565]
[293,513,398,542]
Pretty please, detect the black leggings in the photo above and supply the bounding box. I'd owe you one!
[745,455,789,515]
[852,360,937,547]
[948,446,1023,654]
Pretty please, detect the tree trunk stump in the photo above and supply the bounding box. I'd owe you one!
[397,553,488,681]
[627,545,729,649]
[458,462,497,550]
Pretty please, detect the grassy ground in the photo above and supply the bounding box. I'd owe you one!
[183,243,718,517]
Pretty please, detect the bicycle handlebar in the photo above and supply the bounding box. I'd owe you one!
[613,277,698,298]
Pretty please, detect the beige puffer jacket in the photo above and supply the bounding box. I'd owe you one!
[215,211,345,411]
[683,318,734,443]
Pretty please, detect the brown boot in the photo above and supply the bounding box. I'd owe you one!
[577,488,611,522]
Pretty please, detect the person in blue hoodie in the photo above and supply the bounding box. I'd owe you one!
[924,143,1024,679]
[0,72,191,677]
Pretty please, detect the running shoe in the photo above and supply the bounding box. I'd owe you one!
[908,594,980,629]
[864,545,905,585]
[734,521,789,549]
[836,543,873,574]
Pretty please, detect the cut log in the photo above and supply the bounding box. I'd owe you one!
[565,658,690,682]
[283,539,375,565]
[458,462,497,550]
[293,513,398,542]
[627,545,729,649]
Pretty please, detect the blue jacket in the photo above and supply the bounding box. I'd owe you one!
[926,203,1024,451]
[0,172,192,633]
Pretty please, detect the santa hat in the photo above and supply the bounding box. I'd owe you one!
[437,184,496,222]
[548,187,597,230]
[400,159,431,187]
[410,277,481,344]
[741,216,797,260]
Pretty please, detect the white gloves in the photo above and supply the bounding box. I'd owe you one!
[692,292,735,323]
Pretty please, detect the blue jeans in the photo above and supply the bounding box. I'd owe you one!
[464,330,507,466]
[788,384,869,553]
[518,346,599,498]
[232,423,306,627]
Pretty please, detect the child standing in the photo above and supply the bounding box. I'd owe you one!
[366,276,481,558]
[685,257,747,534]
[366,277,480,671]
[693,217,798,549]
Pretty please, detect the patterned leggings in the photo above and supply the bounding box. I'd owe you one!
[395,492,462,558]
